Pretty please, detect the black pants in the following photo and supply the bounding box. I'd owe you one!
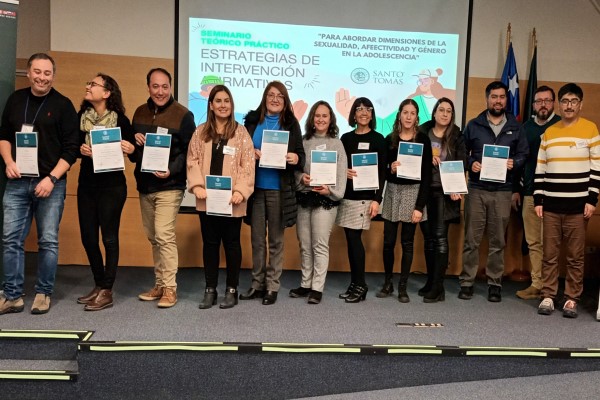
[420,190,450,256]
[344,228,366,286]
[199,212,243,288]
[383,219,418,280]
[77,184,127,290]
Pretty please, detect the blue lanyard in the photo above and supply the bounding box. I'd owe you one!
[24,94,48,126]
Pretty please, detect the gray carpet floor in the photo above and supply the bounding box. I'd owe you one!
[298,370,600,399]
[1,259,599,348]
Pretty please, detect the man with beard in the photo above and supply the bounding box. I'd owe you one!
[0,53,79,315]
[535,83,600,318]
[459,81,528,302]
[512,86,561,300]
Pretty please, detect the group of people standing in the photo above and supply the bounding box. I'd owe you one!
[1,53,598,320]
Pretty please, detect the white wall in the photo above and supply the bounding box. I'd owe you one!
[16,0,50,58]
[47,0,600,83]
[49,0,174,59]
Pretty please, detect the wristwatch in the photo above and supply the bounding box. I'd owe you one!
[48,174,58,184]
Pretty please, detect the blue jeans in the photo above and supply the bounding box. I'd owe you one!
[2,178,66,300]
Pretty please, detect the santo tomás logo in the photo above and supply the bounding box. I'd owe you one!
[351,68,370,84]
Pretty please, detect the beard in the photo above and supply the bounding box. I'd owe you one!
[535,107,552,120]
[487,107,505,117]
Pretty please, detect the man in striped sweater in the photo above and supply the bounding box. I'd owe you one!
[534,83,600,318]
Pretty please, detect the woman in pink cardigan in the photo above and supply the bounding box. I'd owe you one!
[187,85,255,309]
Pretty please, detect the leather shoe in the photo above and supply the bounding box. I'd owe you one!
[262,291,278,305]
[239,288,265,300]
[488,285,502,302]
[458,286,474,300]
[219,287,238,309]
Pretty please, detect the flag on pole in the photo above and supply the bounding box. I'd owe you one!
[501,42,520,120]
[522,45,537,122]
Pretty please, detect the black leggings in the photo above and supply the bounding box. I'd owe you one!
[383,219,418,280]
[77,184,127,290]
[344,228,366,286]
[420,190,450,256]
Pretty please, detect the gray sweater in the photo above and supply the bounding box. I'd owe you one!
[295,134,347,201]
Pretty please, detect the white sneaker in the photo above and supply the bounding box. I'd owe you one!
[537,298,554,315]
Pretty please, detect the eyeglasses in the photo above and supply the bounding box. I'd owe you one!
[533,99,554,105]
[86,81,106,89]
[355,107,373,113]
[560,98,580,107]
[267,93,285,101]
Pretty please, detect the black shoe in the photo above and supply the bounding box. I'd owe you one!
[458,286,474,300]
[488,285,502,302]
[423,284,445,303]
[345,285,367,303]
[418,280,433,297]
[219,287,238,309]
[339,283,356,299]
[199,288,217,309]
[397,283,410,303]
[239,288,265,300]
[262,291,278,305]
[289,287,311,298]
[307,290,322,304]
[376,279,394,298]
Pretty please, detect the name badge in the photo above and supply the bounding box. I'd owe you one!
[576,140,588,149]
[358,142,370,150]
[156,126,169,134]
[316,144,327,151]
[93,125,105,130]
[223,145,236,156]
[21,124,34,133]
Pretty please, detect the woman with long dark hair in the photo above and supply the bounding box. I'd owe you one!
[76,73,135,310]
[239,81,305,305]
[378,99,432,303]
[187,85,255,309]
[289,101,347,304]
[418,97,465,302]
[336,97,387,303]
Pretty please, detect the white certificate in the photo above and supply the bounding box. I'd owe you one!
[141,133,171,173]
[440,161,468,194]
[259,130,289,169]
[351,152,379,191]
[90,127,124,173]
[396,142,423,180]
[310,150,337,186]
[15,132,39,177]
[206,175,233,217]
[480,144,510,183]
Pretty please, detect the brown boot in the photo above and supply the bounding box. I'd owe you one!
[84,289,113,311]
[157,287,177,308]
[138,285,163,301]
[77,287,100,304]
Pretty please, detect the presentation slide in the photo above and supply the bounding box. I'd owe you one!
[188,18,459,135]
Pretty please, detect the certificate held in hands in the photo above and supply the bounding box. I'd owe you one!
[142,133,172,173]
[439,161,468,194]
[396,142,423,180]
[480,144,509,183]
[351,152,379,191]
[206,175,233,217]
[16,132,39,177]
[90,127,124,173]
[310,150,337,186]
[259,130,289,169]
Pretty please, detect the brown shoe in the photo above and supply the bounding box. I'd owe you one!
[516,285,541,300]
[77,287,100,304]
[157,287,177,308]
[0,297,24,315]
[31,294,51,315]
[138,285,164,301]
[84,289,113,311]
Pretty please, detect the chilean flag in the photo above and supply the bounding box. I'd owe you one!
[501,42,520,121]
